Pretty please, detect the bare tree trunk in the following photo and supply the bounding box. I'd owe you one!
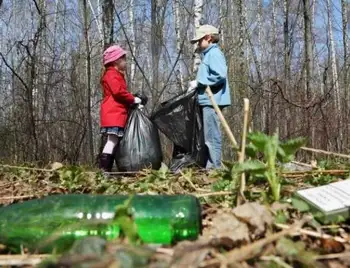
[129,0,136,86]
[256,0,266,131]
[151,0,166,101]
[271,0,278,78]
[24,0,47,161]
[268,0,278,135]
[38,0,49,160]
[326,0,340,111]
[283,0,290,82]
[151,0,158,93]
[326,0,341,149]
[102,0,114,49]
[341,0,348,99]
[237,0,247,95]
[303,0,313,98]
[83,0,94,163]
[193,0,203,73]
[341,0,348,148]
[173,0,184,91]
[11,56,18,162]
[257,0,262,79]
[88,0,103,41]
[303,0,314,151]
[219,0,225,47]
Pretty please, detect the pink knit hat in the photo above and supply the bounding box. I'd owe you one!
[103,45,127,65]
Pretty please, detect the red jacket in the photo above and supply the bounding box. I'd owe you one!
[100,67,135,128]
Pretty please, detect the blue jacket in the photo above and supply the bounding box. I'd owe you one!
[196,44,231,107]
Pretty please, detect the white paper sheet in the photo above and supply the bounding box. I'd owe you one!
[297,180,350,212]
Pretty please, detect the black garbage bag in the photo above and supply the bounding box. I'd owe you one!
[151,89,207,172]
[115,108,163,171]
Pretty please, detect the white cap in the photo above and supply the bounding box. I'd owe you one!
[191,25,220,44]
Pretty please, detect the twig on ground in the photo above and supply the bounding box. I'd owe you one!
[260,256,293,268]
[291,161,315,168]
[0,254,50,266]
[156,248,174,256]
[314,252,350,260]
[224,220,305,263]
[0,164,54,172]
[0,164,140,176]
[275,223,347,243]
[0,195,35,200]
[195,191,233,198]
[280,169,349,178]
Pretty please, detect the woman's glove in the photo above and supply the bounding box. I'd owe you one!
[134,97,142,104]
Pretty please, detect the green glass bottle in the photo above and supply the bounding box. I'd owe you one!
[0,194,201,253]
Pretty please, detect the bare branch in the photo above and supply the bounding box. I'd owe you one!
[31,0,41,15]
[0,52,30,92]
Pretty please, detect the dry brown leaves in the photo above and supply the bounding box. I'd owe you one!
[170,202,273,267]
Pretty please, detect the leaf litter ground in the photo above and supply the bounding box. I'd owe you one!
[1,163,350,267]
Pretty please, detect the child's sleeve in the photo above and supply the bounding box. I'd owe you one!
[106,75,135,104]
[198,51,227,86]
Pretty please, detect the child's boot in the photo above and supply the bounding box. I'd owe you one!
[99,153,114,172]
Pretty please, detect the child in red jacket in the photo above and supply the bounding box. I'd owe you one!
[99,45,146,172]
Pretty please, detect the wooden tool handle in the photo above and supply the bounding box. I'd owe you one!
[205,86,238,148]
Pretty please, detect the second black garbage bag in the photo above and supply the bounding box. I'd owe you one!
[151,89,207,172]
[116,108,163,171]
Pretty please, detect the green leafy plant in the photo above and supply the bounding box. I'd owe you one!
[113,196,140,244]
[230,132,307,202]
[142,163,169,183]
[305,174,336,186]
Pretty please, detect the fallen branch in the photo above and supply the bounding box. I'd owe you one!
[0,195,35,200]
[260,256,293,268]
[0,164,140,175]
[195,191,233,198]
[314,252,350,260]
[301,147,350,159]
[0,164,54,172]
[275,223,347,243]
[0,254,50,266]
[291,161,315,168]
[156,248,174,256]
[280,169,349,178]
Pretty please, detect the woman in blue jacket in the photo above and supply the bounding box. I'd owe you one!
[189,25,231,169]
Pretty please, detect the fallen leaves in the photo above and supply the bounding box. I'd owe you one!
[276,237,318,267]
[166,202,274,267]
[203,210,250,246]
[320,239,345,254]
[232,202,273,238]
